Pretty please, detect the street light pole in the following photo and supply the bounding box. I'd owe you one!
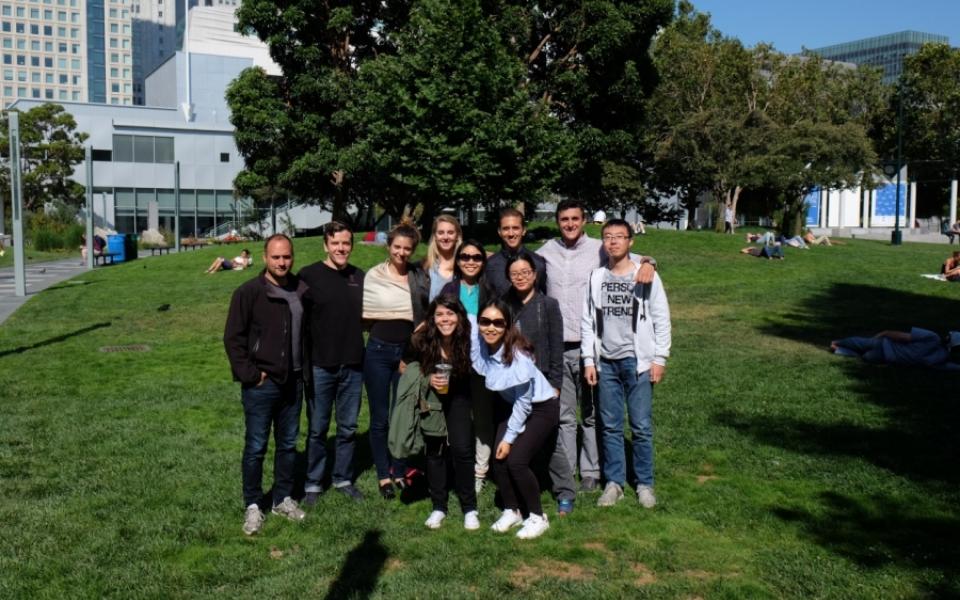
[85,147,94,269]
[174,161,181,253]
[8,111,25,296]
[892,90,903,246]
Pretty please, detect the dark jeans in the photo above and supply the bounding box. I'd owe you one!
[425,389,476,514]
[241,376,302,507]
[363,337,407,481]
[491,396,560,517]
[305,365,362,492]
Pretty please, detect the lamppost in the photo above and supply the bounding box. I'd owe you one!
[891,89,903,246]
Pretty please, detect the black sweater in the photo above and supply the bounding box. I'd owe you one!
[510,291,564,390]
[298,261,366,368]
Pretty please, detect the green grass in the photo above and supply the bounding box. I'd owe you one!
[1,229,958,598]
[0,243,78,268]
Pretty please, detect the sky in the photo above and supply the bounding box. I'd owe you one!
[688,0,959,54]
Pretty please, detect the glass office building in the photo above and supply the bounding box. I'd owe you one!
[809,31,949,84]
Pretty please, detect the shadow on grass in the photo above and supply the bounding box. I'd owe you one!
[719,283,960,591]
[773,491,960,598]
[323,529,388,600]
[0,321,111,358]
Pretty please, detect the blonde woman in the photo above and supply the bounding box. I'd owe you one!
[422,215,462,301]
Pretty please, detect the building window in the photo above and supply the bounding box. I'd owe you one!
[14,22,22,32]
[1,22,8,32]
[29,24,38,34]
[111,82,119,92]
[43,25,51,35]
[31,87,39,98]
[44,89,52,99]
[91,149,112,161]
[220,153,229,163]
[44,57,52,67]
[0,6,8,15]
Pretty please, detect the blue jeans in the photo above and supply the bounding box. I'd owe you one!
[597,357,654,487]
[305,365,362,492]
[363,337,407,481]
[241,376,302,507]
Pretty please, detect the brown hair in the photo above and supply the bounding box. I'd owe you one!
[479,298,533,366]
[387,217,421,247]
[323,221,352,242]
[263,234,293,254]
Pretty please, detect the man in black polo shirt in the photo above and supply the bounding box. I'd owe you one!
[485,207,547,298]
[299,221,366,504]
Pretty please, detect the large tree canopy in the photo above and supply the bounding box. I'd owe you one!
[228,0,673,227]
[0,103,88,212]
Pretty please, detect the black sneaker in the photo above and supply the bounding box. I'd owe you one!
[303,491,321,507]
[335,484,364,502]
[579,477,600,492]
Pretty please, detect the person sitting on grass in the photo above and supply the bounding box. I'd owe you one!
[206,249,252,274]
[831,329,960,370]
[942,251,960,282]
[740,245,785,260]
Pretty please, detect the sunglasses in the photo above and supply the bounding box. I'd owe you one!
[458,253,484,262]
[477,317,507,329]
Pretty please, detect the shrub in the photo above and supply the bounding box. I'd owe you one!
[64,223,85,249]
[32,228,64,251]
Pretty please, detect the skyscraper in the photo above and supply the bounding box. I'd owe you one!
[809,30,949,84]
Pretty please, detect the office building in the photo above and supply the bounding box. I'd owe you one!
[809,30,949,84]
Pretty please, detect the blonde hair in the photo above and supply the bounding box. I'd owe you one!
[422,214,462,270]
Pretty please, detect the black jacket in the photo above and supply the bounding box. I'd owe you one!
[486,246,548,298]
[224,270,310,386]
[510,291,564,390]
[408,262,431,327]
[440,277,495,311]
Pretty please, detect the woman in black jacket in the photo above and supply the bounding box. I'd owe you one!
[438,239,495,317]
[503,250,574,515]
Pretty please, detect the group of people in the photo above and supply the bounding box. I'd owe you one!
[740,230,843,259]
[223,201,672,540]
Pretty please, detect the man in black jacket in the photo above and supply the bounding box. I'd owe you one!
[485,207,547,298]
[224,234,308,535]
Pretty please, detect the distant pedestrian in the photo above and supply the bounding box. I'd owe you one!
[724,203,735,234]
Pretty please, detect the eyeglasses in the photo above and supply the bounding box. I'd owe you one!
[477,317,507,329]
[509,269,534,280]
[602,234,630,242]
[457,253,484,262]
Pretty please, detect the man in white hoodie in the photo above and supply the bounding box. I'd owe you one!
[581,219,671,509]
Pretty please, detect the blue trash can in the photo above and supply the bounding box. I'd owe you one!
[107,234,127,263]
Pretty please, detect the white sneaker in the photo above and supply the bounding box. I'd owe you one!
[463,510,480,530]
[516,513,550,540]
[597,482,624,507]
[242,504,264,535]
[490,508,523,533]
[271,496,306,522]
[424,510,446,529]
[637,485,657,509]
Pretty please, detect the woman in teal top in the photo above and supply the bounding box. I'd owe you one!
[439,239,494,315]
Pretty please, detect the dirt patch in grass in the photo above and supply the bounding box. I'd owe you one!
[385,558,404,573]
[672,304,724,322]
[630,562,657,586]
[696,475,719,484]
[582,541,613,558]
[510,559,594,589]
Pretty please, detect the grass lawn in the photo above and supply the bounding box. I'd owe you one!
[0,227,957,598]
[0,245,79,268]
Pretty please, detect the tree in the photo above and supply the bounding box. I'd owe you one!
[0,103,88,212]
[645,2,761,229]
[878,43,960,215]
[759,52,883,234]
[343,0,575,225]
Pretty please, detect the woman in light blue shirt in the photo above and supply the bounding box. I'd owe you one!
[470,299,558,540]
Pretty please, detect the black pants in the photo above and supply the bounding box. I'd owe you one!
[424,390,476,514]
[491,396,560,517]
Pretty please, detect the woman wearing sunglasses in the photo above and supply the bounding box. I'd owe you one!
[503,250,573,515]
[470,299,559,540]
[439,239,494,316]
[407,296,479,530]
[440,239,497,491]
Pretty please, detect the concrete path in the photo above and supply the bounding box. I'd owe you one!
[0,250,167,326]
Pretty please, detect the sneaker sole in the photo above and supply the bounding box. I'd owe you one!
[491,520,523,533]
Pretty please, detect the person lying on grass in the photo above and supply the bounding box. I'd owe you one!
[831,329,960,370]
[206,249,252,274]
[740,245,784,260]
[803,230,845,246]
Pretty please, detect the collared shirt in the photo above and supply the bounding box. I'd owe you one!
[468,315,555,444]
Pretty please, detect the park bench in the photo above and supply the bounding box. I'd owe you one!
[181,241,205,251]
[94,252,120,266]
[149,246,171,256]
